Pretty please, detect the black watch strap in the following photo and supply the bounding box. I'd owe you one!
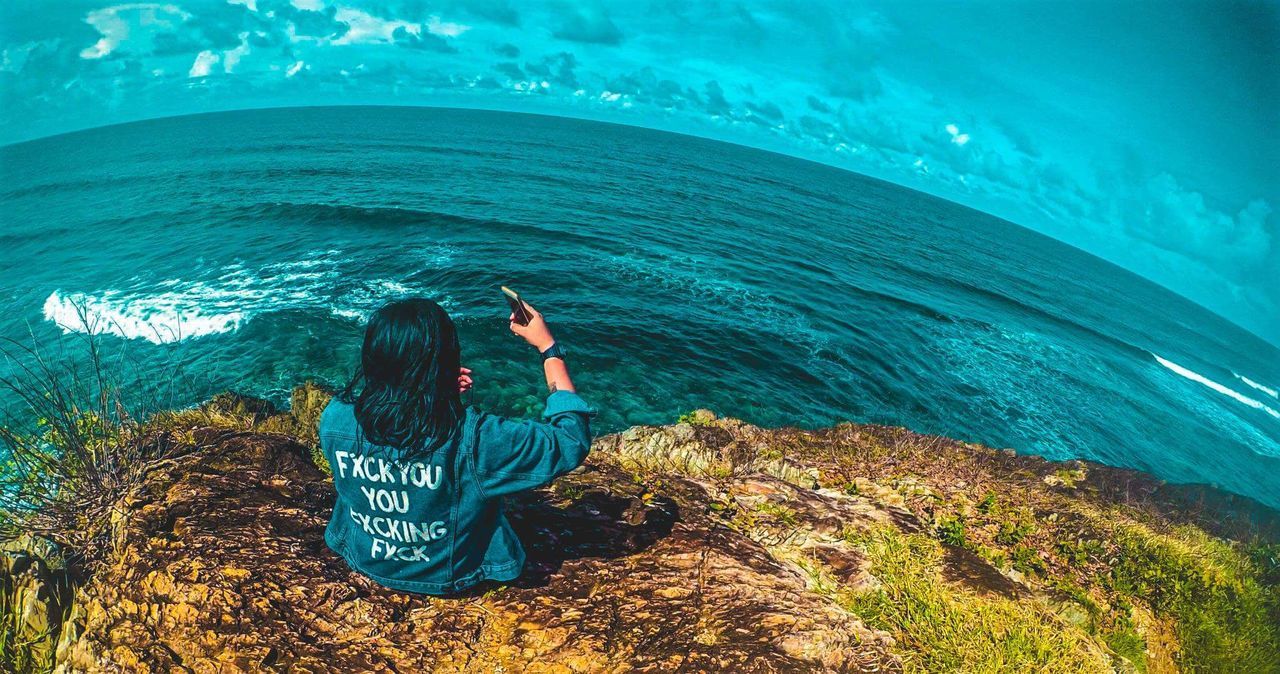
[540,342,568,361]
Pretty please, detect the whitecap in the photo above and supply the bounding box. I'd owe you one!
[43,290,243,344]
[43,248,455,343]
[1233,372,1279,400]
[1154,354,1280,420]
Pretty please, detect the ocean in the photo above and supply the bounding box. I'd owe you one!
[2,106,1277,509]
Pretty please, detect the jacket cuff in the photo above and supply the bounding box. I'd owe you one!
[543,390,596,419]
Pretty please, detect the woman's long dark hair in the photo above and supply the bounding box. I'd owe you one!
[339,297,464,455]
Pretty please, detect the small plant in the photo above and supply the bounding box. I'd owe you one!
[1055,537,1104,567]
[976,491,998,514]
[982,547,1007,569]
[1011,545,1046,575]
[1049,467,1084,489]
[935,515,968,548]
[995,511,1036,546]
[556,483,585,500]
[755,501,799,528]
[1103,627,1147,671]
[676,409,714,426]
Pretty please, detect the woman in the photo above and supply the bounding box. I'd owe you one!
[318,296,593,595]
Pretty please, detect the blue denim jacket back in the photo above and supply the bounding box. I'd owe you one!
[319,390,594,594]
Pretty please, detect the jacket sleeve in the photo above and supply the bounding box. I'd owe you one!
[473,390,595,497]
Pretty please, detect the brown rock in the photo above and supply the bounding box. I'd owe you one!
[50,429,901,673]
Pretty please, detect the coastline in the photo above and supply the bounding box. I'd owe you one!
[2,385,1277,672]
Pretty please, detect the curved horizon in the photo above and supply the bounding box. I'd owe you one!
[7,102,1278,351]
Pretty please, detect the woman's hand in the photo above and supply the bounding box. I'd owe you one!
[509,302,556,352]
[458,366,473,394]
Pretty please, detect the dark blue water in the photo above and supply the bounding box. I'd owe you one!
[2,107,1277,508]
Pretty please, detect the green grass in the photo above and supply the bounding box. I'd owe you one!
[842,526,1111,673]
[151,382,334,474]
[1106,522,1280,673]
[754,501,800,528]
[1103,626,1148,673]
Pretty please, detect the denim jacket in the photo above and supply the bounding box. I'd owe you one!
[318,390,594,594]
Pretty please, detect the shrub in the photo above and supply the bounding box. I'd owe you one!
[0,322,176,565]
[0,313,182,673]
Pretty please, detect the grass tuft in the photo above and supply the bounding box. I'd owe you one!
[1106,522,1280,673]
[843,526,1111,673]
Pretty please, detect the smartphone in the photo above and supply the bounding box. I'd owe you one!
[501,286,533,326]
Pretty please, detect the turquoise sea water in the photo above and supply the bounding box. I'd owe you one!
[1,107,1277,508]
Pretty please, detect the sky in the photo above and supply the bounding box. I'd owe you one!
[2,0,1277,344]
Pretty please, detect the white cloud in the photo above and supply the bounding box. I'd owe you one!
[188,50,220,78]
[227,0,257,11]
[426,15,469,37]
[324,8,467,46]
[1,42,41,73]
[79,4,189,59]
[222,33,251,73]
[286,60,306,77]
[945,123,970,146]
[331,8,417,45]
[291,0,324,10]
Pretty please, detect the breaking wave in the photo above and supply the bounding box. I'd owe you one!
[42,248,455,344]
[1234,373,1279,400]
[1154,354,1280,420]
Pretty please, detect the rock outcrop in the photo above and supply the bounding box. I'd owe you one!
[47,419,905,673]
[6,398,1279,673]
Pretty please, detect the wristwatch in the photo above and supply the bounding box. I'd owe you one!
[540,342,568,361]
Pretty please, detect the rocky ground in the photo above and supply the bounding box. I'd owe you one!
[3,389,1278,673]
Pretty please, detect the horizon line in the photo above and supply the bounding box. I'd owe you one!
[5,102,1277,351]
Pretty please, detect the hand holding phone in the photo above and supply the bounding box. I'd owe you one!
[502,286,533,326]
[502,286,555,351]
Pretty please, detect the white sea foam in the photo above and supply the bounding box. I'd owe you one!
[44,290,244,344]
[1153,354,1280,420]
[1234,373,1279,400]
[43,248,456,343]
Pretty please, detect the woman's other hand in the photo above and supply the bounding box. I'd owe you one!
[509,302,555,352]
[458,366,474,394]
